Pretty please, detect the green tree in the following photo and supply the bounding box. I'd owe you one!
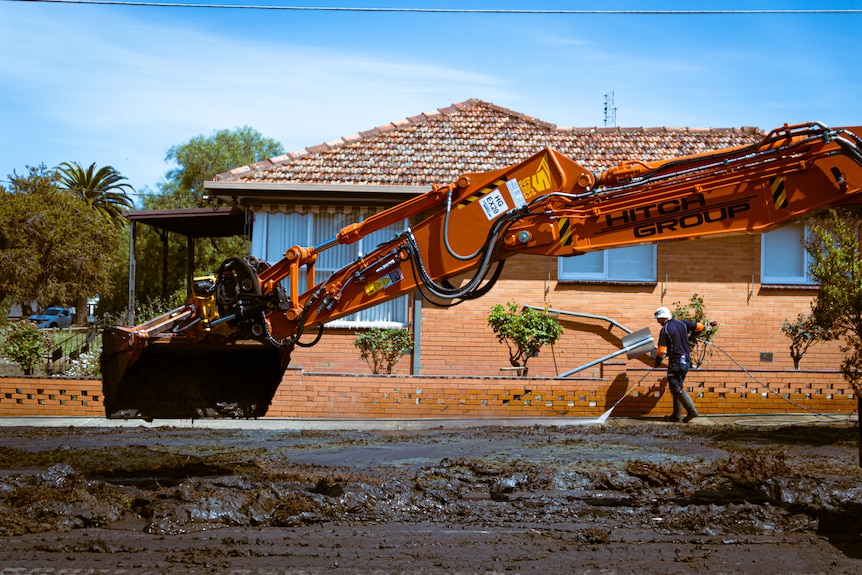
[781,313,828,370]
[0,165,122,316]
[354,328,414,374]
[803,208,862,466]
[54,162,134,324]
[0,321,51,375]
[156,125,283,207]
[488,303,563,376]
[55,161,135,222]
[134,127,283,303]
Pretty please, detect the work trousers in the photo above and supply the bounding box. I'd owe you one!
[666,355,690,395]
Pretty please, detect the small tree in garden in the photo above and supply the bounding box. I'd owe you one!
[781,313,828,370]
[488,303,563,376]
[671,293,719,368]
[354,328,414,374]
[802,208,862,466]
[0,321,51,375]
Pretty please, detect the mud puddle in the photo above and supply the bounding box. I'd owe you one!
[0,420,860,574]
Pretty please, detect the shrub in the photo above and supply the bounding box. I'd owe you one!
[781,313,828,370]
[0,298,12,329]
[671,294,719,368]
[0,321,51,375]
[488,303,563,376]
[59,350,102,377]
[354,328,414,374]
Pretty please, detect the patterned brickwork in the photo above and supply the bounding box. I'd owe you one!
[0,377,103,416]
[267,365,856,419]
[1,368,854,419]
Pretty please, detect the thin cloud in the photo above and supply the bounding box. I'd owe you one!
[2,3,859,191]
[0,5,512,188]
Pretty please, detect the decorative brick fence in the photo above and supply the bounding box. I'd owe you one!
[267,364,856,419]
[0,377,104,416]
[1,363,856,420]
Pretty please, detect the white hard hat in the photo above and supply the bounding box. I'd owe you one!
[654,307,672,320]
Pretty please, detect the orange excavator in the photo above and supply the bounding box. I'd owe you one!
[101,122,862,419]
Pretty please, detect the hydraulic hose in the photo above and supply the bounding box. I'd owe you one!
[442,189,484,261]
[406,204,525,304]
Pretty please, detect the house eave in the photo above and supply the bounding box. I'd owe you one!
[204,180,430,208]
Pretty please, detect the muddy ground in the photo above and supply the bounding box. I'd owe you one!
[0,417,861,574]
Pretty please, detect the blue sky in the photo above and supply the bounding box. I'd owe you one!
[2,1,861,199]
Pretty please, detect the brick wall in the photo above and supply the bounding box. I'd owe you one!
[3,364,853,420]
[0,377,103,416]
[267,363,856,419]
[288,235,846,381]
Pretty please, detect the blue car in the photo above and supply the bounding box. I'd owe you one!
[29,307,74,329]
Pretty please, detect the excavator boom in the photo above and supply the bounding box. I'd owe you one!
[101,122,862,419]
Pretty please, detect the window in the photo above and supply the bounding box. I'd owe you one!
[761,222,813,285]
[558,244,656,282]
[251,208,408,325]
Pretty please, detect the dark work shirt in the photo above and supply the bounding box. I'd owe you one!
[657,318,699,361]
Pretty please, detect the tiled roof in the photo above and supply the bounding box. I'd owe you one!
[213,99,764,186]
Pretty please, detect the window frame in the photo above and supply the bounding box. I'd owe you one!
[558,243,658,283]
[760,222,815,286]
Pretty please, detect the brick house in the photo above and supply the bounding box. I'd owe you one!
[3,100,855,420]
[195,98,854,419]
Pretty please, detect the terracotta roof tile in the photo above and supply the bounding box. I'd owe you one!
[212,99,764,186]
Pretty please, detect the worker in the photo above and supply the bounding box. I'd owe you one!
[653,306,711,422]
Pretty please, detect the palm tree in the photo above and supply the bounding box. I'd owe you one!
[55,162,135,325]
[55,161,135,223]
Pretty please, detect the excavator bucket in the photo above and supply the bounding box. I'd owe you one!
[100,326,291,420]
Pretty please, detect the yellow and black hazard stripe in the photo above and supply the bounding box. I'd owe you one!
[456,178,508,209]
[557,217,573,246]
[771,176,787,209]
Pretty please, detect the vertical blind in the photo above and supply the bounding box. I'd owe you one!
[254,207,408,324]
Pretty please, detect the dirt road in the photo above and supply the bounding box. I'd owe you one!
[0,417,860,574]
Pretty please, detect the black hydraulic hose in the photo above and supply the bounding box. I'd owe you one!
[295,324,324,348]
[406,206,523,302]
[653,124,862,194]
[834,134,862,168]
[264,289,319,349]
[443,189,484,261]
[597,123,836,196]
[457,259,506,300]
[411,259,505,308]
[407,228,496,299]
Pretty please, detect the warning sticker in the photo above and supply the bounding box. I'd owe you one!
[364,268,405,296]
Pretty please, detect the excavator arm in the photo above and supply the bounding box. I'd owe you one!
[101,122,862,419]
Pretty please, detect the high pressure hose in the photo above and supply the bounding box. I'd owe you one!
[701,339,848,420]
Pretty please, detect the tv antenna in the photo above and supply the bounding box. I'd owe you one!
[604,92,617,127]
